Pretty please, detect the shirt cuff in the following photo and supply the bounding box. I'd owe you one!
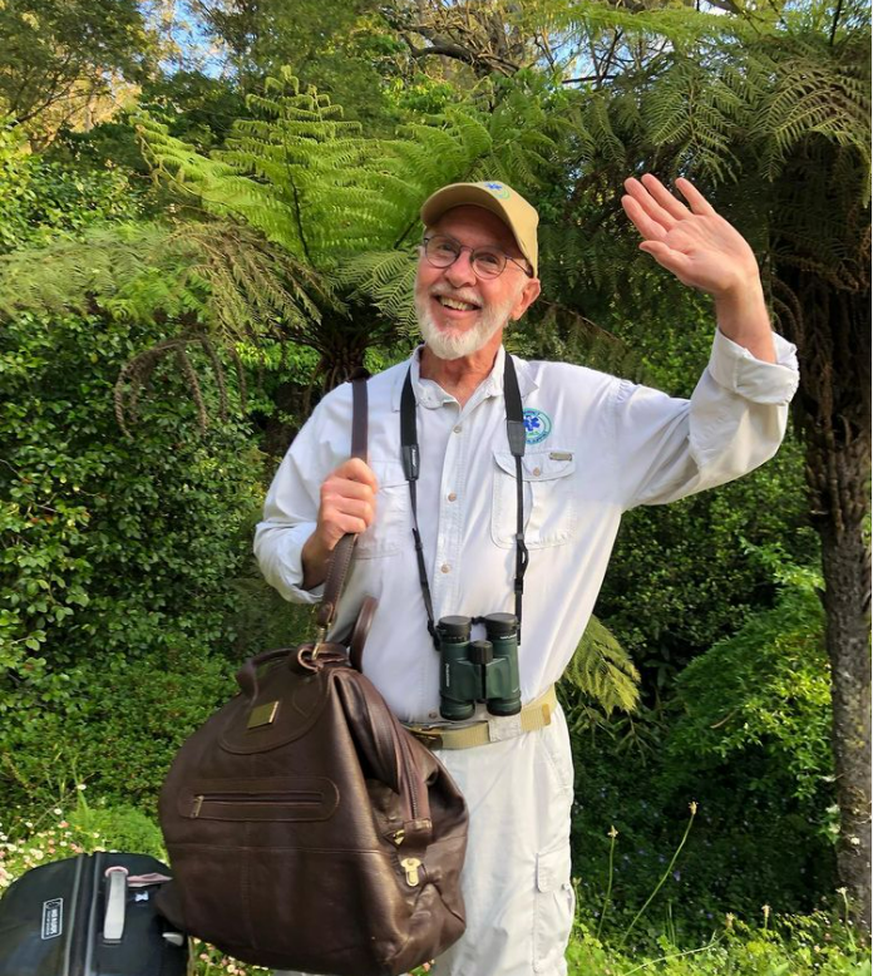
[707,328,799,404]
[254,520,325,605]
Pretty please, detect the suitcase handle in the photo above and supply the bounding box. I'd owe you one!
[103,866,128,943]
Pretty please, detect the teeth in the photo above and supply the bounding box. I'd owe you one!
[438,297,478,311]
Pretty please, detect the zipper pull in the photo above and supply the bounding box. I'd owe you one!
[391,828,405,846]
[191,795,204,818]
[400,857,422,886]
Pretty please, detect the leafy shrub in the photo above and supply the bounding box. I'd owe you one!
[0,121,145,254]
[665,561,831,805]
[0,309,267,813]
[569,564,837,942]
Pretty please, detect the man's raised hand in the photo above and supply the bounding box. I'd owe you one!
[621,173,776,362]
[621,174,761,301]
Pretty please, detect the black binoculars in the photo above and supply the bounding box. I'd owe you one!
[437,613,522,721]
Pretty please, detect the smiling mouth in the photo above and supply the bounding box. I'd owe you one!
[435,295,481,312]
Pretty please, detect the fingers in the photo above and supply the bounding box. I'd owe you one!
[639,174,689,220]
[317,457,379,549]
[674,177,717,217]
[621,193,667,242]
[638,240,693,281]
[623,175,683,236]
[622,174,716,237]
[332,456,378,491]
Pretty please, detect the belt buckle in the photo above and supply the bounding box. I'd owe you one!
[408,726,444,750]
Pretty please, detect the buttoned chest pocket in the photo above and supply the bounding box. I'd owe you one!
[355,459,410,559]
[491,449,577,549]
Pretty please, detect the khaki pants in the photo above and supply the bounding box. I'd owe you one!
[276,704,576,976]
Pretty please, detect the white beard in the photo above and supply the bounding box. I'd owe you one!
[414,287,521,361]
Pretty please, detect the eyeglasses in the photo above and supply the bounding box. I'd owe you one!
[421,235,533,279]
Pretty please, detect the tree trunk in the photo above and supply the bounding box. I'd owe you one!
[820,512,872,932]
[774,256,871,933]
[785,273,873,935]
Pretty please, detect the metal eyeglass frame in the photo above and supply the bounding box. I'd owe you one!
[421,234,534,279]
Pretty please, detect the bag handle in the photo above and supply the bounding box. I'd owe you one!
[316,368,369,634]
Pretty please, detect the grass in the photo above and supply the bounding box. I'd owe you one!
[0,797,868,976]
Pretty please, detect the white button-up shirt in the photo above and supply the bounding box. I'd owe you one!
[255,330,799,724]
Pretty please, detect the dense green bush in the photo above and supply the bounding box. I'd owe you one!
[0,308,273,813]
[569,565,837,941]
[0,122,146,254]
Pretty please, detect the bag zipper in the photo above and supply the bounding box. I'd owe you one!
[191,790,322,818]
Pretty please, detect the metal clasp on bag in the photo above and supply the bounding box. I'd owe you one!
[311,625,327,660]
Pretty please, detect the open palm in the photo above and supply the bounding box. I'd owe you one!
[621,174,760,298]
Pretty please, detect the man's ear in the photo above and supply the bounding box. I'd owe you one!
[510,277,541,321]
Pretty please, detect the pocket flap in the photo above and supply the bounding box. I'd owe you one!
[368,458,409,490]
[536,842,571,893]
[493,450,576,483]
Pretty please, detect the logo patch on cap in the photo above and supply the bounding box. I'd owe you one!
[523,408,552,445]
[484,181,511,199]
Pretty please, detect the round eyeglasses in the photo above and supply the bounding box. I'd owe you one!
[421,235,533,279]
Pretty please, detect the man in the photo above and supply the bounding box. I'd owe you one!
[255,175,799,975]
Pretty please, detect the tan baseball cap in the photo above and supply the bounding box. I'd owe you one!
[420,180,539,277]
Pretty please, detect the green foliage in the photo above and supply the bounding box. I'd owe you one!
[0,221,334,342]
[332,250,420,332]
[0,121,145,253]
[0,308,265,810]
[2,640,237,816]
[0,0,154,132]
[562,615,641,719]
[136,70,500,265]
[598,448,813,676]
[136,67,571,266]
[666,560,831,804]
[64,797,166,857]
[565,914,869,974]
[200,0,403,134]
[569,559,837,939]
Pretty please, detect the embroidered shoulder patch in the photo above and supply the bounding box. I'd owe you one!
[523,408,552,445]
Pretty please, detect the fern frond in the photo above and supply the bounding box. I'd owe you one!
[561,615,641,716]
[332,250,419,332]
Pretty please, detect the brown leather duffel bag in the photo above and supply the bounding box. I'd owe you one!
[154,372,468,975]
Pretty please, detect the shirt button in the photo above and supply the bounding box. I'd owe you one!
[428,711,438,720]
[440,563,451,574]
[447,492,457,502]
[532,467,541,477]
[453,425,462,433]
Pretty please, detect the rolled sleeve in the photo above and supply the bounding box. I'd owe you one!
[617,329,799,510]
[707,329,799,403]
[254,518,325,604]
[253,404,332,605]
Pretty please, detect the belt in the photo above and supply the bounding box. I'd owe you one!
[404,685,557,751]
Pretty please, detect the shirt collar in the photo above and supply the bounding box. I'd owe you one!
[390,344,537,411]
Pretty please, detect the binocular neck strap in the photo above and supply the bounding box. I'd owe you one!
[400,353,528,650]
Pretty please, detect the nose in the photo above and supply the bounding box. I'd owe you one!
[444,248,477,288]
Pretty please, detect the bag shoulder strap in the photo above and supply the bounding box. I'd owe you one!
[317,369,369,631]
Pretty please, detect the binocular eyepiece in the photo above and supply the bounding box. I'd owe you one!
[437,613,522,721]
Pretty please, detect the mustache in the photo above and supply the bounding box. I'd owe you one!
[428,283,483,308]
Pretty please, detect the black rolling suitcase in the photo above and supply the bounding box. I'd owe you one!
[0,851,188,975]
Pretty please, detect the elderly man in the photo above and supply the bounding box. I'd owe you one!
[255,175,799,976]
